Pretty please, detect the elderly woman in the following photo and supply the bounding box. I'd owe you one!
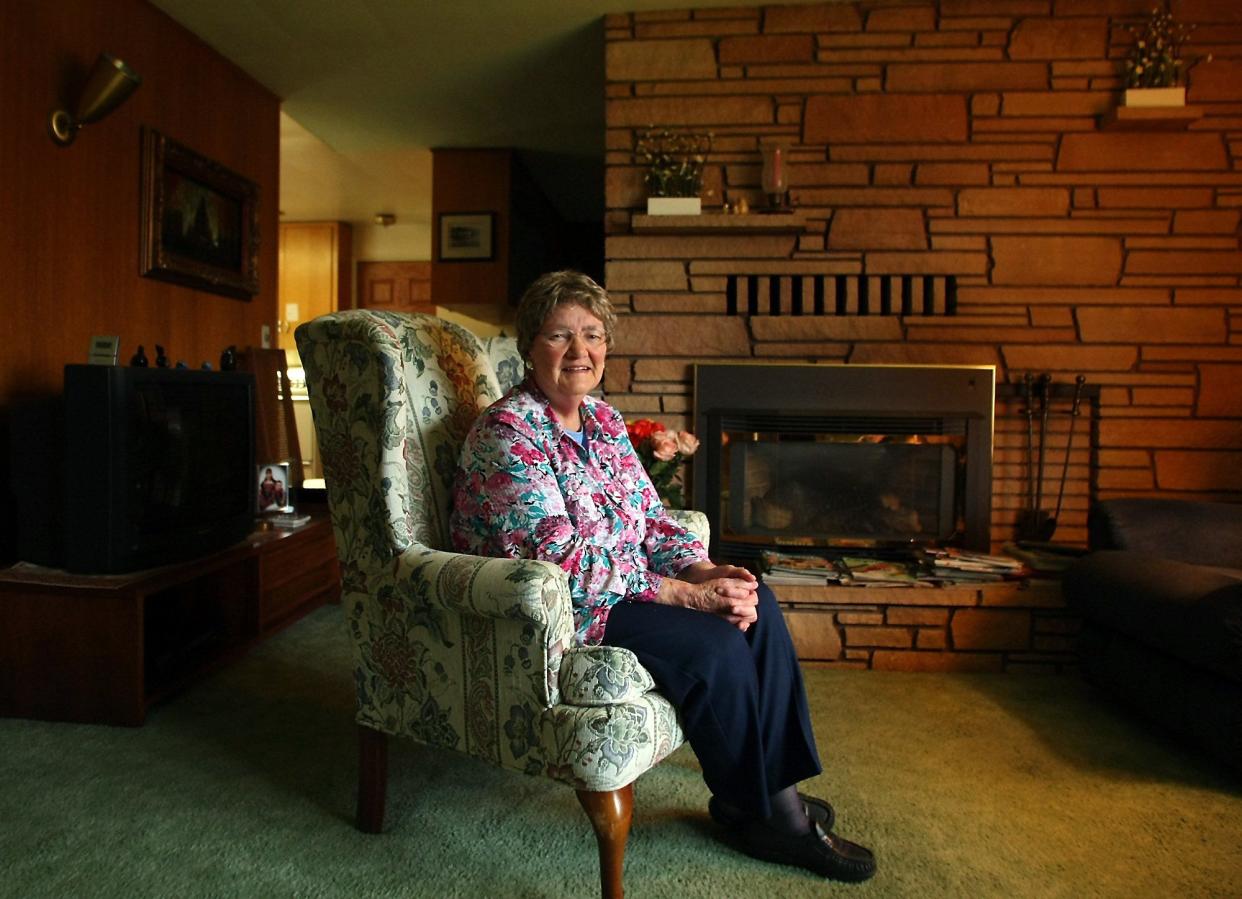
[450,271,875,883]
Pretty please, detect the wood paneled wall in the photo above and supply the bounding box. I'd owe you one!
[430,148,585,309]
[431,148,513,307]
[0,0,280,405]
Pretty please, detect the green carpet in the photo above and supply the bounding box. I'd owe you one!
[2,605,1239,898]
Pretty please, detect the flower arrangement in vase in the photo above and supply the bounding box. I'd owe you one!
[626,418,699,509]
[1122,7,1198,107]
[635,128,712,215]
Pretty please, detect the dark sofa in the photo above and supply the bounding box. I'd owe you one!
[1062,499,1242,772]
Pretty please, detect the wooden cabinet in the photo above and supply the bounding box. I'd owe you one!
[0,515,340,726]
[257,517,339,629]
[278,222,353,351]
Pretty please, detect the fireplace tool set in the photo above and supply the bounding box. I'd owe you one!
[1016,372,1087,542]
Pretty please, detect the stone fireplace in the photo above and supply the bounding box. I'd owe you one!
[694,363,994,560]
[602,1,1242,558]
[596,0,1242,672]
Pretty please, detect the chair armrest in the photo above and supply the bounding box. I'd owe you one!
[389,546,578,708]
[1089,499,1242,568]
[392,545,575,644]
[668,508,710,545]
[559,644,656,707]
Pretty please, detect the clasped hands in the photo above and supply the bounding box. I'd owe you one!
[662,561,760,631]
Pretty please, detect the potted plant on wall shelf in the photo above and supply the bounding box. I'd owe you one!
[637,127,711,215]
[1122,7,1196,107]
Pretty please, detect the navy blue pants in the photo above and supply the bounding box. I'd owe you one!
[603,582,822,817]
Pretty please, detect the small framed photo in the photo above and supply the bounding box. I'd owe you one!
[257,463,292,514]
[438,212,494,261]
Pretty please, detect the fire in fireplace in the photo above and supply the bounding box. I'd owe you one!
[693,364,995,560]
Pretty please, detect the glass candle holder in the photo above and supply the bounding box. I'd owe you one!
[760,143,790,209]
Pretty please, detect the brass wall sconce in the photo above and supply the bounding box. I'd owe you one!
[49,53,142,146]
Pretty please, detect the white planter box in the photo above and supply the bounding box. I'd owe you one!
[1123,87,1186,108]
[646,197,701,216]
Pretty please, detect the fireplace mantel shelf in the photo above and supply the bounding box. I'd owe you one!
[631,211,807,233]
[1098,105,1203,130]
[770,578,1064,609]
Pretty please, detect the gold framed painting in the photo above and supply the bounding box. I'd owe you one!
[140,127,260,299]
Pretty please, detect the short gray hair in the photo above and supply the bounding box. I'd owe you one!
[514,270,617,362]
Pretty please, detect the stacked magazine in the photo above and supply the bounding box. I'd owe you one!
[924,548,1025,583]
[761,548,1029,589]
[760,551,846,586]
[839,556,928,587]
[762,551,929,588]
[1001,542,1083,574]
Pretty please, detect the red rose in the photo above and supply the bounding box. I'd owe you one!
[626,418,664,445]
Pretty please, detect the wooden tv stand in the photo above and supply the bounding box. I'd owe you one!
[0,514,340,726]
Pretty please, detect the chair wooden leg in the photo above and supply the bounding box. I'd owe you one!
[576,784,634,899]
[356,724,388,833]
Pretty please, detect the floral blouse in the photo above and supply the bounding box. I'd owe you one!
[450,379,709,645]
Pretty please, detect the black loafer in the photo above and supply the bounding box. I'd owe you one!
[708,793,835,833]
[738,820,876,883]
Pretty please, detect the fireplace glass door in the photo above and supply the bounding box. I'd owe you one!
[719,417,968,549]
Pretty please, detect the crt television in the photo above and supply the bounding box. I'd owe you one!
[12,364,256,574]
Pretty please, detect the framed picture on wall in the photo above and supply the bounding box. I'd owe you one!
[140,127,260,300]
[438,212,494,261]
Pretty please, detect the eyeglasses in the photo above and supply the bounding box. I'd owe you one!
[538,329,607,348]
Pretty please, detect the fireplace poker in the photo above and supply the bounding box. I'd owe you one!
[1033,373,1053,533]
[1042,374,1087,540]
[1022,372,1035,516]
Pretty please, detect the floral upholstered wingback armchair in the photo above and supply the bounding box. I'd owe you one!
[295,311,706,899]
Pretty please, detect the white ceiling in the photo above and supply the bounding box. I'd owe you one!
[149,0,824,238]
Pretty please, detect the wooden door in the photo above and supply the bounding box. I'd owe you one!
[357,261,433,314]
[278,222,352,350]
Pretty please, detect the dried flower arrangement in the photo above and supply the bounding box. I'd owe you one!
[1124,7,1196,88]
[635,128,712,198]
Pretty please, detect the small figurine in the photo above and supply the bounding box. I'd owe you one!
[155,345,169,368]
[130,345,148,367]
[175,361,188,370]
[201,362,213,371]
[220,345,237,372]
